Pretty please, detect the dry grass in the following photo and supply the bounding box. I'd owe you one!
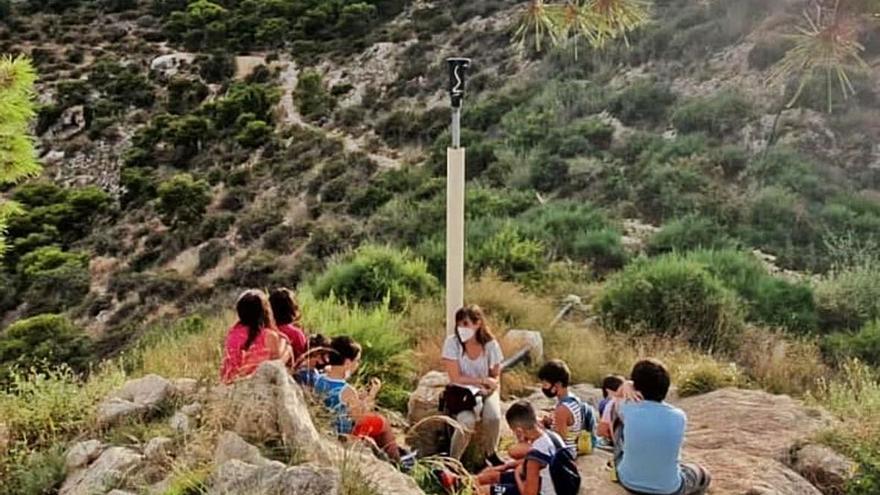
[736,326,830,396]
[134,313,230,382]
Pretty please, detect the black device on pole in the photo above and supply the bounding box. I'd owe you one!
[447,58,471,108]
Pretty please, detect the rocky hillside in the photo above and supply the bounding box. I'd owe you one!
[2,0,880,493]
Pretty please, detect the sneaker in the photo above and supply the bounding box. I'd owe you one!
[398,449,418,473]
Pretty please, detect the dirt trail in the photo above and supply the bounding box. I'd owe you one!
[277,59,401,170]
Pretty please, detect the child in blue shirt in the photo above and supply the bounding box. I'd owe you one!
[614,359,711,495]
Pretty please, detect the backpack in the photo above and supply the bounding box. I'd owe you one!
[561,396,597,456]
[547,432,582,493]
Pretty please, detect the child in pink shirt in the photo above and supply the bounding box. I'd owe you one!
[221,290,292,384]
[269,288,308,360]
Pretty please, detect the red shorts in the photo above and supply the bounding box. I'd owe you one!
[352,413,387,439]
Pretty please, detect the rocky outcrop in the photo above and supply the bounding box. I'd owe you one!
[216,361,424,495]
[211,460,340,495]
[60,446,144,495]
[65,440,105,470]
[790,443,858,495]
[97,374,174,426]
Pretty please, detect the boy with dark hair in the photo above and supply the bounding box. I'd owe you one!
[536,359,596,457]
[614,359,711,495]
[599,375,625,416]
[475,400,570,495]
[293,333,331,388]
[598,375,625,443]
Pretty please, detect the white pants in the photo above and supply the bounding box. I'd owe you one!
[450,390,501,459]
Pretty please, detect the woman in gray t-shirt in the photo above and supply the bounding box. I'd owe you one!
[441,305,504,460]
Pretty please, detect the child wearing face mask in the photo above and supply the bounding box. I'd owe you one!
[313,336,403,462]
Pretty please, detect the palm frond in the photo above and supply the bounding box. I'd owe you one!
[766,5,868,112]
[513,0,560,53]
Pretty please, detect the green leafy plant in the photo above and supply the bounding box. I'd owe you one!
[157,174,212,227]
[0,314,92,377]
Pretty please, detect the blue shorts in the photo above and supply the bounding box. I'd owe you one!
[491,470,521,495]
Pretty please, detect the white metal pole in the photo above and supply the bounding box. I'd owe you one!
[446,58,470,336]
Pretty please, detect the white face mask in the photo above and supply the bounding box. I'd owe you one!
[457,326,476,342]
[344,369,352,380]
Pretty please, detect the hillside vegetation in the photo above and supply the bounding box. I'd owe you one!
[1,0,880,493]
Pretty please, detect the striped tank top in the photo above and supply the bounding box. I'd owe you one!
[559,395,596,455]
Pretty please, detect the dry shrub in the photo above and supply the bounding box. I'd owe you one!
[736,326,829,396]
[466,272,556,332]
[677,360,740,397]
[501,369,535,400]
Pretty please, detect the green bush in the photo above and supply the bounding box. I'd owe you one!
[823,320,880,368]
[16,246,91,314]
[597,255,744,351]
[237,205,283,242]
[157,174,212,227]
[648,215,736,255]
[236,120,272,148]
[529,153,569,192]
[228,250,279,288]
[196,239,230,275]
[310,244,438,310]
[298,289,414,411]
[195,51,235,83]
[3,444,67,495]
[294,70,335,121]
[816,263,880,331]
[609,80,677,126]
[470,222,546,283]
[0,314,92,376]
[677,362,738,397]
[685,250,818,333]
[671,90,754,138]
[516,201,624,269]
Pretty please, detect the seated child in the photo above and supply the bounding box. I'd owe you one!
[475,401,569,495]
[313,336,403,462]
[614,359,711,495]
[294,333,331,388]
[597,375,625,442]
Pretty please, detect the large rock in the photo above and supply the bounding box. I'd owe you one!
[150,53,195,79]
[211,460,340,495]
[214,431,279,468]
[98,375,173,426]
[144,437,174,463]
[216,361,424,495]
[65,439,104,470]
[406,371,449,457]
[60,446,144,495]
[790,443,858,495]
[503,330,544,364]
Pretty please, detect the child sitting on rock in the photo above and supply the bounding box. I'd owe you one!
[473,400,574,495]
[613,359,711,495]
[294,333,331,388]
[597,374,625,443]
[313,336,404,463]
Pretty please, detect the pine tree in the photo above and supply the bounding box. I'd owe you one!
[0,55,41,256]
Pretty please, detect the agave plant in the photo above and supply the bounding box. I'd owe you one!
[513,0,651,55]
[767,1,869,112]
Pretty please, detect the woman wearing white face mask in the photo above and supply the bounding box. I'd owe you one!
[442,305,504,461]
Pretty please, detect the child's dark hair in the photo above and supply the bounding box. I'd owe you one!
[328,336,361,366]
[236,290,272,350]
[309,333,331,349]
[505,400,538,429]
[631,359,671,402]
[601,375,625,398]
[269,288,300,326]
[537,359,571,387]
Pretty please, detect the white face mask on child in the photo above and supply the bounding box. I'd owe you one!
[457,326,476,342]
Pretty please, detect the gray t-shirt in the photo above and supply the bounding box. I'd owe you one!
[441,335,503,380]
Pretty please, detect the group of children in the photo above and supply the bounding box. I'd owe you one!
[463,358,711,495]
[220,289,408,464]
[221,290,711,495]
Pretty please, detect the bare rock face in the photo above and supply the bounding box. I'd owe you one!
[97,375,174,426]
[789,443,858,495]
[144,437,174,463]
[214,431,279,468]
[65,439,105,470]
[60,446,144,495]
[211,460,340,495]
[43,105,87,141]
[217,361,424,495]
[503,330,544,364]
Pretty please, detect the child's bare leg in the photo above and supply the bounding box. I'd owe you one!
[475,467,502,485]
